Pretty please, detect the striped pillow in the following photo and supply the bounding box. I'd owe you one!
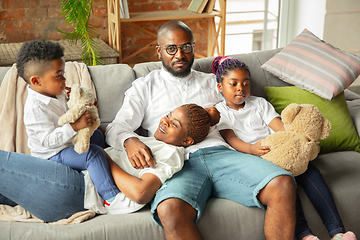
[261,29,360,100]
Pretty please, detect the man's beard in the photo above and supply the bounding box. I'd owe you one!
[162,55,194,78]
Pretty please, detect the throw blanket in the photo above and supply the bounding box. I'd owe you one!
[0,61,97,224]
[0,205,96,225]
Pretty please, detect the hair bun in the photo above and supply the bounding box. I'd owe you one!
[211,56,223,75]
[205,106,220,126]
[211,56,231,75]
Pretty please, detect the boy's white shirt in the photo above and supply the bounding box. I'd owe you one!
[215,96,280,144]
[23,86,76,159]
[84,135,185,213]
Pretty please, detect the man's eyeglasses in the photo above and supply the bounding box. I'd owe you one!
[158,43,195,55]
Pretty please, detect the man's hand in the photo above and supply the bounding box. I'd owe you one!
[249,140,271,156]
[124,137,156,169]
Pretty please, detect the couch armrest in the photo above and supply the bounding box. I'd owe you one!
[345,89,360,101]
[347,98,360,137]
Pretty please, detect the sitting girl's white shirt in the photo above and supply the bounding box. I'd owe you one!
[83,135,185,213]
[215,96,280,144]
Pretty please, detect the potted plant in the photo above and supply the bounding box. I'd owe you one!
[57,0,102,66]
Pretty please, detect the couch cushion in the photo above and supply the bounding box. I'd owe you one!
[310,151,360,235]
[347,98,360,137]
[133,61,163,79]
[264,86,360,154]
[88,64,135,127]
[261,29,360,101]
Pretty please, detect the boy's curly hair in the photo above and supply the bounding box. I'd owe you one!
[16,39,64,83]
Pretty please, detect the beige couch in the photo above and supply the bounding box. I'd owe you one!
[1,48,360,240]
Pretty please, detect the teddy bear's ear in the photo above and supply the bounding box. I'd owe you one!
[319,117,332,140]
[281,103,301,125]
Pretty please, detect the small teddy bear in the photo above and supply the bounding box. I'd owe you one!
[58,84,100,154]
[260,103,331,176]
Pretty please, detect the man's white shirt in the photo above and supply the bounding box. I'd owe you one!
[106,68,228,158]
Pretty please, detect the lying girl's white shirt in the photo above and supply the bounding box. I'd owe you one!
[83,135,185,213]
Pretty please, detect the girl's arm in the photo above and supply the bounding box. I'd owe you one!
[220,129,270,156]
[268,117,285,132]
[104,150,162,204]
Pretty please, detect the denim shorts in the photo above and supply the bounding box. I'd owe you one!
[150,145,294,226]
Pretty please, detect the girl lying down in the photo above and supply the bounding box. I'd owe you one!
[84,103,220,214]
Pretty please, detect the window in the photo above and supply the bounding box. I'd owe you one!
[224,0,280,55]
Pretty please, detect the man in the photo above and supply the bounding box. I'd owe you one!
[106,20,296,240]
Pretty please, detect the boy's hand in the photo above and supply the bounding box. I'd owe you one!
[70,111,94,132]
[249,140,271,156]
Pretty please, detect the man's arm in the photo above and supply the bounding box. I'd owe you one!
[105,78,147,149]
[105,79,155,168]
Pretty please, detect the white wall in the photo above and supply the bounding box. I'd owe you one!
[278,0,327,47]
[323,0,360,86]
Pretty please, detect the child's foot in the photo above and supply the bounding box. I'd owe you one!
[104,192,145,214]
[332,231,357,240]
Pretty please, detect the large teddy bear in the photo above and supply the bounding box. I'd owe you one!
[260,103,331,176]
[58,84,100,154]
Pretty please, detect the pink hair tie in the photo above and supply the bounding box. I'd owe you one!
[219,56,231,65]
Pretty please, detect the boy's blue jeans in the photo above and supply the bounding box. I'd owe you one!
[49,129,119,201]
[295,162,345,239]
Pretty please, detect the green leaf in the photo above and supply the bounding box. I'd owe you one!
[57,0,102,66]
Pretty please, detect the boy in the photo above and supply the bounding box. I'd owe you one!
[17,39,143,214]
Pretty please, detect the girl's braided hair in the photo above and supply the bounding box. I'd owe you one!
[211,56,250,83]
[181,103,220,144]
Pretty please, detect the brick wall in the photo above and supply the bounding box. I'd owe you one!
[0,0,108,43]
[0,0,209,64]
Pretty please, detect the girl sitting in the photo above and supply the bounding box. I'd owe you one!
[212,56,356,240]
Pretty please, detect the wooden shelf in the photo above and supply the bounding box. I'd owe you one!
[107,0,227,63]
[120,10,222,22]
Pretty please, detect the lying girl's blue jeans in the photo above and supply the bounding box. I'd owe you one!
[0,150,85,222]
[49,129,119,201]
[295,162,345,239]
